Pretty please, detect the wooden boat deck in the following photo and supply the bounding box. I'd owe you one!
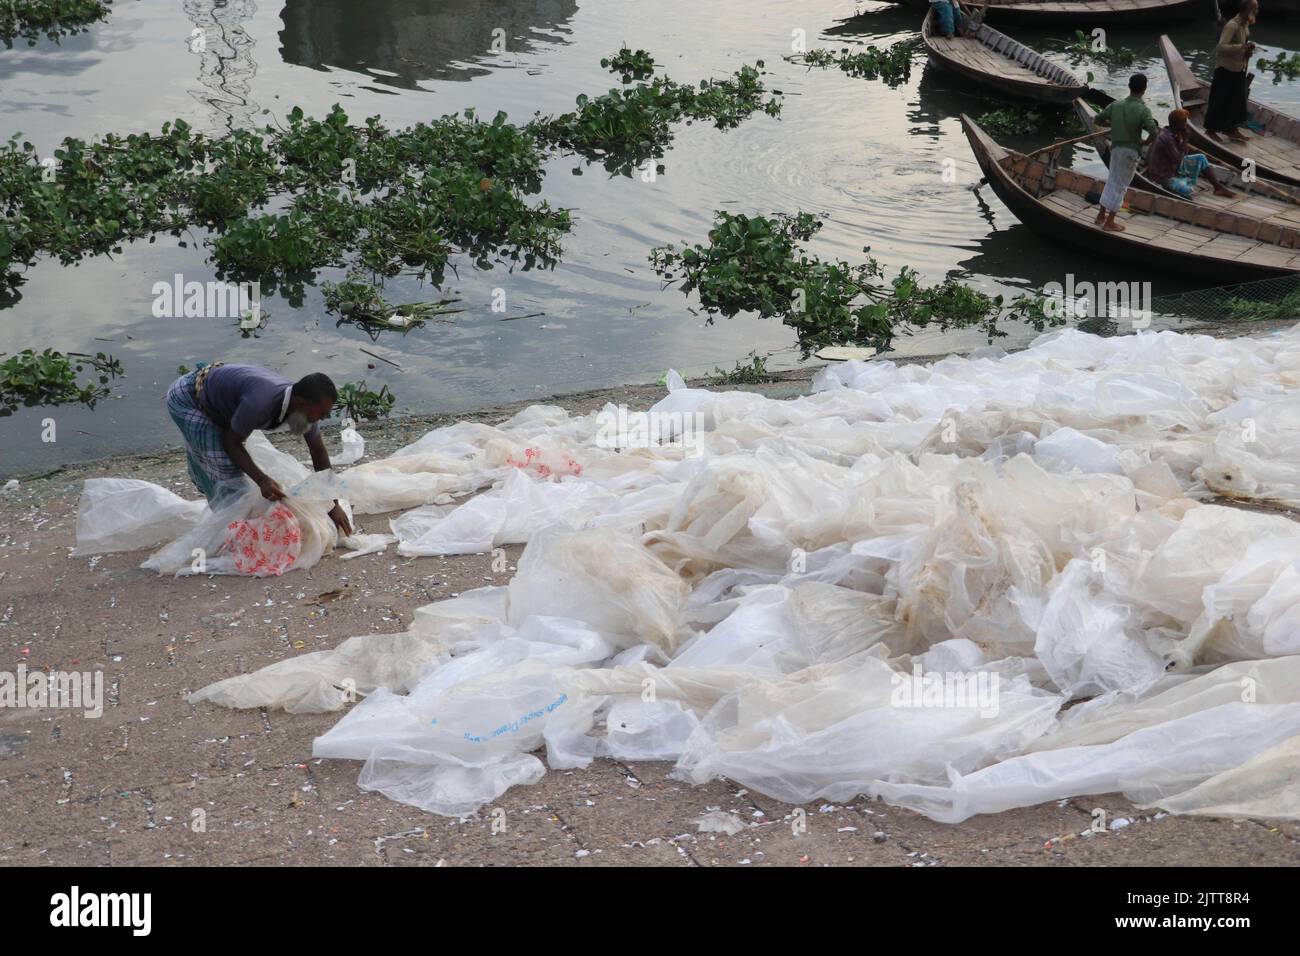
[1072,95,1300,212]
[927,34,1065,89]
[1008,155,1300,269]
[963,109,1300,276]
[986,0,1184,15]
[1236,132,1300,181]
[922,11,1085,103]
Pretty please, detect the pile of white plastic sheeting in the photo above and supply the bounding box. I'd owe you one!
[82,324,1300,821]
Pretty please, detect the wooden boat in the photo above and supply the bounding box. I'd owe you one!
[922,8,1087,104]
[1161,34,1300,188]
[864,0,1202,27]
[962,113,1300,282]
[1215,0,1300,16]
[1072,97,1300,208]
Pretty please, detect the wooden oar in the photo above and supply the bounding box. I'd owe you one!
[1024,128,1112,161]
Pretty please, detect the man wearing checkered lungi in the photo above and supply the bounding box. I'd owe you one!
[166,363,352,535]
[1093,73,1159,233]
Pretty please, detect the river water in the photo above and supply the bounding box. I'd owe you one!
[3,0,1300,471]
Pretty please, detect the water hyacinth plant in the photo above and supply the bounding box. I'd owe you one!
[786,40,920,87]
[337,381,396,421]
[0,348,122,416]
[601,47,656,83]
[650,211,1058,356]
[0,53,782,297]
[322,274,463,341]
[1,0,111,48]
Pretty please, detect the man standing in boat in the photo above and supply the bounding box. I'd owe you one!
[1093,73,1159,233]
[1205,0,1258,144]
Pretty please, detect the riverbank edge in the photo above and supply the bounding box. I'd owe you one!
[6,317,1290,495]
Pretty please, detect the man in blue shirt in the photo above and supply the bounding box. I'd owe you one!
[165,362,352,534]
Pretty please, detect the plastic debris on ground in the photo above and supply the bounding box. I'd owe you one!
[73,324,1300,822]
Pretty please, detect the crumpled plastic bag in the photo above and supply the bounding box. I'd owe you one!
[1031,559,1168,698]
[72,478,207,556]
[507,526,691,653]
[313,616,613,816]
[869,700,1300,824]
[143,471,343,577]
[78,432,359,577]
[1141,734,1300,820]
[337,419,365,466]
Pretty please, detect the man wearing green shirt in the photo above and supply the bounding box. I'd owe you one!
[1093,74,1160,233]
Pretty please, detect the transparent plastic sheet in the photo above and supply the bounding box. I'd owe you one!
[391,467,679,557]
[506,527,692,653]
[1196,396,1300,506]
[868,701,1300,824]
[1139,734,1300,820]
[312,617,615,816]
[1026,656,1300,751]
[142,322,1300,820]
[72,478,207,556]
[1031,559,1168,698]
[187,630,450,713]
[187,587,511,713]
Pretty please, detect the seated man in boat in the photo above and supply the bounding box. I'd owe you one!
[1093,73,1159,233]
[1144,109,1235,200]
[166,362,352,534]
[931,0,977,38]
[1205,0,1257,144]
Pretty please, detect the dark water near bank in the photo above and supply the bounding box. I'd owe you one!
[4,0,1300,473]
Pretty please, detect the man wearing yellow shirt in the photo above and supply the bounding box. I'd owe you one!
[1205,0,1258,143]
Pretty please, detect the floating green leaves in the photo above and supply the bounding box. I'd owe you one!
[650,211,1057,356]
[0,348,122,416]
[322,274,463,341]
[1257,53,1300,84]
[1222,287,1300,322]
[532,61,781,176]
[602,47,656,83]
[1,0,110,48]
[1,53,782,296]
[0,107,566,300]
[1054,30,1137,68]
[786,40,919,87]
[975,105,1075,138]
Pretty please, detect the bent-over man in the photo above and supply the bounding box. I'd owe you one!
[166,362,352,535]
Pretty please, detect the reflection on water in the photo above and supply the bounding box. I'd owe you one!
[278,0,579,90]
[185,0,261,130]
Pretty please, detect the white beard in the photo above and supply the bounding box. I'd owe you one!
[283,410,312,436]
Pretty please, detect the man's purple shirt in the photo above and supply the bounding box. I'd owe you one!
[1144,128,1189,185]
[199,364,320,441]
